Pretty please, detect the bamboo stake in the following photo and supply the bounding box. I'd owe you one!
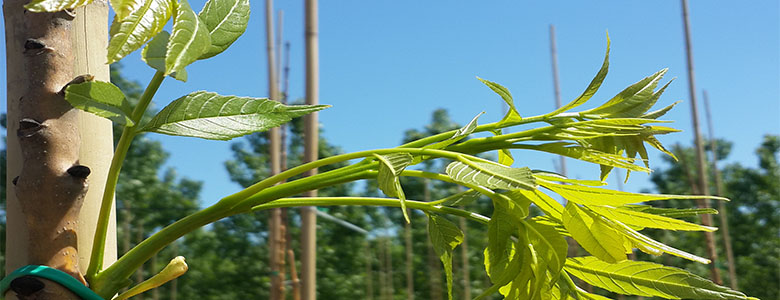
[703,90,738,289]
[288,249,302,300]
[265,0,284,298]
[549,25,567,176]
[680,0,721,284]
[302,0,320,298]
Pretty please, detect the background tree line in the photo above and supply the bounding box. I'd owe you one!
[1,67,777,300]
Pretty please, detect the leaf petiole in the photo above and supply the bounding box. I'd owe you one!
[86,71,166,281]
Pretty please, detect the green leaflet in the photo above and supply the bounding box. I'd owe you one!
[485,198,522,289]
[374,153,413,222]
[427,214,464,300]
[526,142,650,174]
[491,129,515,166]
[445,159,536,191]
[427,112,483,150]
[513,188,565,222]
[524,220,567,297]
[477,77,522,125]
[140,91,329,140]
[546,35,610,117]
[622,205,718,219]
[565,256,757,299]
[605,218,710,264]
[64,80,134,126]
[107,0,172,64]
[142,31,188,81]
[587,205,716,232]
[533,171,607,186]
[197,0,250,59]
[540,180,728,206]
[562,202,626,263]
[642,100,681,119]
[24,0,92,12]
[166,0,211,76]
[580,69,669,118]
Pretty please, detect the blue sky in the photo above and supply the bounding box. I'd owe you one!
[2,1,778,207]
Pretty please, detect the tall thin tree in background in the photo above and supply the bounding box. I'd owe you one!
[302,0,320,298]
[680,0,721,284]
[404,214,414,300]
[703,90,738,289]
[265,0,285,298]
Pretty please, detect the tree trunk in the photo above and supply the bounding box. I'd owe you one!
[4,1,115,299]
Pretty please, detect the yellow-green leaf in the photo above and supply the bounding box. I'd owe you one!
[562,203,626,263]
[197,0,250,59]
[565,256,756,299]
[166,0,211,75]
[588,205,716,232]
[427,214,464,300]
[107,0,172,64]
[24,0,92,12]
[445,159,536,191]
[374,153,413,222]
[64,80,134,126]
[477,77,522,125]
[142,31,188,81]
[540,180,728,206]
[546,35,610,117]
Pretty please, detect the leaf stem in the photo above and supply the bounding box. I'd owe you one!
[86,71,166,280]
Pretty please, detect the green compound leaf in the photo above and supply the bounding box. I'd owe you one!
[141,91,329,140]
[565,256,757,299]
[107,0,173,64]
[197,0,250,59]
[477,77,522,125]
[539,180,728,206]
[24,0,92,12]
[64,79,134,126]
[562,202,626,263]
[142,31,188,81]
[547,35,610,117]
[587,205,716,232]
[427,214,464,300]
[166,0,211,76]
[445,159,536,191]
[374,153,413,222]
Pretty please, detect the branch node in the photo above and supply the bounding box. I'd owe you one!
[60,74,94,95]
[23,39,54,55]
[13,176,19,185]
[10,276,45,296]
[17,118,43,138]
[67,165,91,179]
